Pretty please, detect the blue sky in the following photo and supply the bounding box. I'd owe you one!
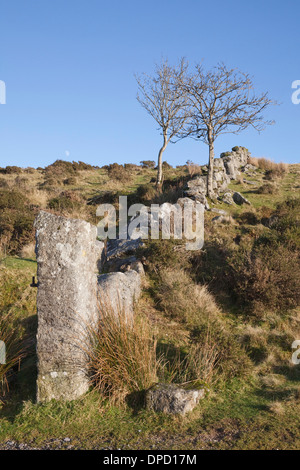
[0,0,299,168]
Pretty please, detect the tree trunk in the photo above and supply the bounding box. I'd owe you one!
[156,135,168,186]
[207,139,214,197]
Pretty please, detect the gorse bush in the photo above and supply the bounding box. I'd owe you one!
[257,182,278,195]
[140,160,156,169]
[0,190,35,254]
[105,163,132,183]
[193,198,300,317]
[226,243,300,316]
[0,166,22,175]
[47,192,82,214]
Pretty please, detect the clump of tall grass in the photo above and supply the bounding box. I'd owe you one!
[87,300,160,406]
[249,156,288,177]
[157,268,219,326]
[186,160,202,178]
[0,312,24,397]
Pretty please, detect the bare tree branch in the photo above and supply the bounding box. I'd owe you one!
[135,58,190,185]
[178,63,276,196]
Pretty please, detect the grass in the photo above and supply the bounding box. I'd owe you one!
[86,300,160,407]
[0,159,299,449]
[1,376,300,449]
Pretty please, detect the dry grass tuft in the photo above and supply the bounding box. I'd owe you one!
[86,300,160,406]
[268,401,285,415]
[157,268,220,325]
[0,312,25,397]
[20,243,36,259]
[249,156,288,176]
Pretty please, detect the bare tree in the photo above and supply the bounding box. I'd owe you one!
[135,58,190,185]
[180,63,275,197]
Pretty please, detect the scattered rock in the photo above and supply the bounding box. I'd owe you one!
[233,192,251,205]
[210,208,228,216]
[146,383,206,415]
[106,238,144,261]
[106,255,144,275]
[222,192,235,205]
[242,163,257,172]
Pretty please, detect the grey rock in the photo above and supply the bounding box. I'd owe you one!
[106,255,144,275]
[106,238,144,261]
[233,192,251,205]
[223,160,238,179]
[210,208,228,216]
[242,163,257,172]
[97,271,141,321]
[35,211,103,402]
[222,192,235,205]
[243,180,257,186]
[146,383,205,415]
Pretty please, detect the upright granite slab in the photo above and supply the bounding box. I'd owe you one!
[35,211,103,402]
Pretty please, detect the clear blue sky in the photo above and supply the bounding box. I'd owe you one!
[0,0,299,168]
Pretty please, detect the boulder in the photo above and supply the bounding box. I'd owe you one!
[222,192,235,205]
[233,192,251,205]
[106,255,144,275]
[210,208,229,216]
[97,271,141,321]
[146,383,206,415]
[106,237,144,261]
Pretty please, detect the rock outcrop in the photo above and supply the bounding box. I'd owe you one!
[184,146,252,204]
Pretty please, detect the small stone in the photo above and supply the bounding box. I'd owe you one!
[146,383,206,416]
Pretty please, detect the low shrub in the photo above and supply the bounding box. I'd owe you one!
[47,194,81,213]
[0,178,9,188]
[124,163,140,171]
[226,243,300,316]
[0,191,35,254]
[106,163,131,183]
[63,176,77,186]
[237,211,259,225]
[0,166,22,175]
[249,157,288,177]
[140,160,156,169]
[257,183,278,194]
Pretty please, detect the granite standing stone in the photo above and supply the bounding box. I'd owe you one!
[35,211,103,402]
